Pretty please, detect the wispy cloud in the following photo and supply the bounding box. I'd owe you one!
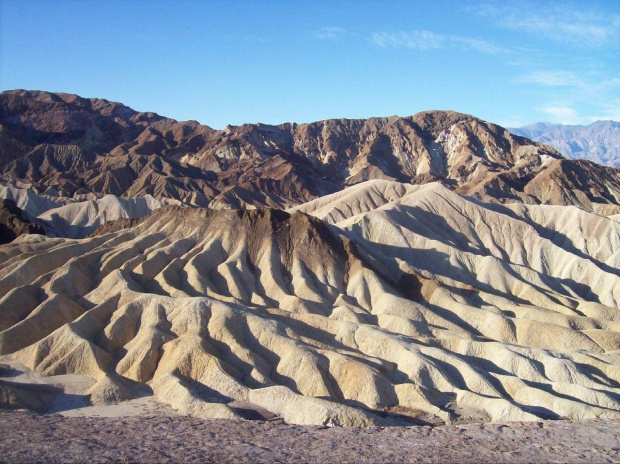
[476,3,620,47]
[223,34,268,44]
[451,37,510,54]
[588,98,620,122]
[515,70,584,87]
[536,106,584,125]
[242,35,268,44]
[314,26,346,40]
[514,70,620,95]
[519,72,620,124]
[371,30,444,50]
[498,116,526,128]
[371,29,507,54]
[535,100,620,125]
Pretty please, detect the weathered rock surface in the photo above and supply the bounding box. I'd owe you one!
[0,378,61,412]
[0,198,45,244]
[1,181,619,426]
[0,181,165,238]
[4,90,620,212]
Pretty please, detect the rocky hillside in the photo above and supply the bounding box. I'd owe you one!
[4,90,620,211]
[0,199,44,244]
[510,121,620,168]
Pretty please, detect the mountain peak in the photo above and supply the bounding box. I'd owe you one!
[4,89,616,213]
[509,119,620,167]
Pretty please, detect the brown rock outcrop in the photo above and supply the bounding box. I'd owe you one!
[0,198,45,244]
[4,90,618,212]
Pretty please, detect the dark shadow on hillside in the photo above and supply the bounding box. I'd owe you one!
[347,210,603,307]
[383,206,495,257]
[467,197,620,279]
[38,213,95,239]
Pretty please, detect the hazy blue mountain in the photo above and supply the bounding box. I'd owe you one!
[509,120,620,167]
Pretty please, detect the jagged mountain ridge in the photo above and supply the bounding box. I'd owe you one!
[5,89,620,212]
[510,121,620,168]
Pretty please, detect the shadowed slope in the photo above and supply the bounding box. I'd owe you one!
[0,199,45,244]
[1,183,620,425]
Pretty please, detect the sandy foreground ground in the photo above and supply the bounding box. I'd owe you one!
[0,411,619,463]
[1,360,620,463]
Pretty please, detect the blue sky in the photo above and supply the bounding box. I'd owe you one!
[1,0,619,128]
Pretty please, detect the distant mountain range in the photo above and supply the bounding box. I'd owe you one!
[509,120,620,167]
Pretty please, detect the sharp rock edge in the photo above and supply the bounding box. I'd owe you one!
[4,90,620,214]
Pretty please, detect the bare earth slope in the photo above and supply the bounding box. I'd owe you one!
[1,181,619,426]
[0,180,165,238]
[4,90,620,212]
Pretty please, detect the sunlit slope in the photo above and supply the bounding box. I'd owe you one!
[0,182,165,238]
[1,182,619,425]
[296,181,620,304]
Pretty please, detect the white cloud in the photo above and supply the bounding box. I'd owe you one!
[314,27,346,40]
[451,37,509,54]
[371,30,508,54]
[476,3,620,47]
[587,99,620,122]
[371,30,444,50]
[515,70,584,87]
[242,35,268,44]
[536,106,585,125]
[504,15,611,45]
[520,75,620,124]
[497,116,525,128]
[595,77,620,94]
[514,71,620,99]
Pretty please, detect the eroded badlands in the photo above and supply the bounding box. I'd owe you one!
[1,180,619,426]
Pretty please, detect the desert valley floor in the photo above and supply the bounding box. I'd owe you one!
[1,411,620,463]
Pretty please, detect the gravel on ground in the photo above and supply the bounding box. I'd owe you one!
[1,411,619,463]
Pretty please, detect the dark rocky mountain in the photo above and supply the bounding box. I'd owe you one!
[0,199,45,244]
[1,90,620,211]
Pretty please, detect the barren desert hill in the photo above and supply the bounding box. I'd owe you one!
[0,179,167,239]
[4,89,620,214]
[2,90,620,427]
[1,180,620,426]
